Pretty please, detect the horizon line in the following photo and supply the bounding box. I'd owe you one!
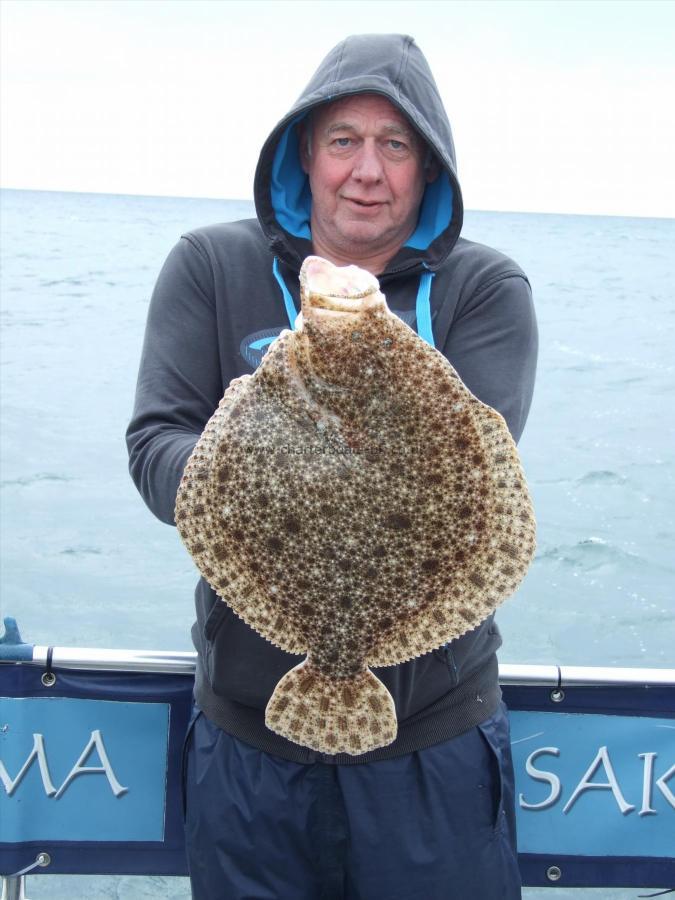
[1,185,673,223]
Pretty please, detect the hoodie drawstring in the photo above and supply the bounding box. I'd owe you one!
[272,257,300,329]
[273,258,436,349]
[415,270,435,347]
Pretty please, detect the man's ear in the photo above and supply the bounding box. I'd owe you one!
[425,154,441,184]
[298,123,311,174]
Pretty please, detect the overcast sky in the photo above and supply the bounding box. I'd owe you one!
[1,0,674,218]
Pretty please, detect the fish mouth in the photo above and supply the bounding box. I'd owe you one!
[300,256,381,315]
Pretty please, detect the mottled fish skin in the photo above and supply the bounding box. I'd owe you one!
[175,256,536,755]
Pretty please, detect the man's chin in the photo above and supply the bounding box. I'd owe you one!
[334,221,397,252]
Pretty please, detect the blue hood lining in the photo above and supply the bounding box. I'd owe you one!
[270,115,454,252]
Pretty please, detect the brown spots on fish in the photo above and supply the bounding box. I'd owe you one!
[267,536,283,553]
[500,541,518,559]
[421,558,440,574]
[469,572,486,589]
[319,696,330,713]
[385,513,412,531]
[342,687,355,707]
[368,695,382,713]
[284,515,302,534]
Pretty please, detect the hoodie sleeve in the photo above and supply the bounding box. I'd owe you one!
[443,272,538,444]
[126,236,223,525]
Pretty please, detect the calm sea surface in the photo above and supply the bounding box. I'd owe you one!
[1,189,673,898]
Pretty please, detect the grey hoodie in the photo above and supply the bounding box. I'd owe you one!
[126,34,538,764]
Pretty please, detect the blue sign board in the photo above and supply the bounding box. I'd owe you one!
[0,664,192,876]
[0,696,170,843]
[510,710,675,859]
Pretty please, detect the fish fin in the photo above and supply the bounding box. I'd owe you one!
[265,659,397,755]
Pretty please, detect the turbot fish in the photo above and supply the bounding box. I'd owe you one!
[175,256,536,755]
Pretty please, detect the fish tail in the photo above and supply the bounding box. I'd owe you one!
[265,660,397,755]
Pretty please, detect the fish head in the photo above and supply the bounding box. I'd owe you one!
[296,256,397,388]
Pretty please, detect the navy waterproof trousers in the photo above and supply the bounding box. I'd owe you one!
[183,702,521,899]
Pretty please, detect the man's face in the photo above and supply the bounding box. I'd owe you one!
[300,94,436,268]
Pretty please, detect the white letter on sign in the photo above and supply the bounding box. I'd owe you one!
[54,729,128,799]
[0,733,58,797]
[563,746,635,815]
[639,752,658,816]
[519,747,562,810]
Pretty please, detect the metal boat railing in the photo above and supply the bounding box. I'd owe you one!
[20,646,675,686]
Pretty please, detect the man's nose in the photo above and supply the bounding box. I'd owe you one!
[351,141,384,182]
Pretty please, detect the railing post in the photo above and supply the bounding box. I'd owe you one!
[1,874,28,900]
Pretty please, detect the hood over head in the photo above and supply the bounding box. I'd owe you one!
[254,34,463,277]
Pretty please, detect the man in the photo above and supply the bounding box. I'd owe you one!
[127,33,537,899]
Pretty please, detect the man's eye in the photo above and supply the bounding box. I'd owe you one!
[389,140,405,151]
[334,137,352,147]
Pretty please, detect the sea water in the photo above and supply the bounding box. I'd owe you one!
[1,188,673,898]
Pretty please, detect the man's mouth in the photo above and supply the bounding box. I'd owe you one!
[344,198,385,210]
